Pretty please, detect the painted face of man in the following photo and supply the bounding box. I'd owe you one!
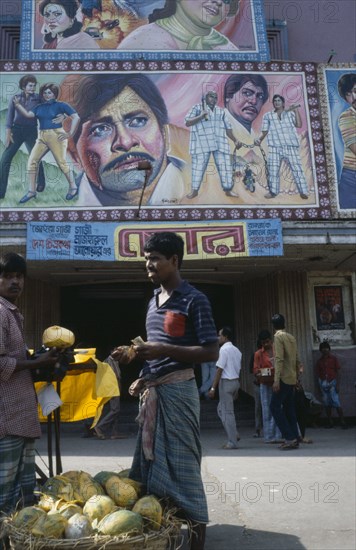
[24,82,37,95]
[76,86,167,195]
[227,81,265,123]
[205,91,218,109]
[273,96,285,110]
[42,4,73,35]
[345,83,356,109]
[179,0,230,28]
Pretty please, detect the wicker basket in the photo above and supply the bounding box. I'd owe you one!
[3,514,183,550]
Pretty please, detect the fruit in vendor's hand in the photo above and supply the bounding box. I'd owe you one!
[97,509,143,536]
[83,494,116,522]
[132,495,163,531]
[105,476,138,508]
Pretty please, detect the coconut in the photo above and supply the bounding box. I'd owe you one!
[132,495,163,531]
[12,506,46,531]
[64,513,93,539]
[105,476,138,508]
[42,326,75,348]
[83,494,116,523]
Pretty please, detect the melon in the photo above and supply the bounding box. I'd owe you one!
[42,475,74,501]
[83,494,116,522]
[132,495,163,531]
[12,506,46,531]
[57,503,83,520]
[97,509,143,536]
[120,477,144,497]
[42,326,75,348]
[31,512,67,538]
[78,471,105,501]
[105,476,138,508]
[64,513,93,539]
[94,471,120,488]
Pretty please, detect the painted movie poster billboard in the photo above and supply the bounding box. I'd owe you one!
[20,0,269,61]
[319,64,356,216]
[0,60,331,222]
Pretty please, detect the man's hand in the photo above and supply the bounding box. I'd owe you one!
[32,348,59,368]
[111,346,136,364]
[129,378,145,396]
[272,380,280,392]
[134,342,166,361]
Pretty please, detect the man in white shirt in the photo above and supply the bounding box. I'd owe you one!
[209,326,242,449]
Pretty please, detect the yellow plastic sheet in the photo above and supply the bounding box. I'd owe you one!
[36,358,120,424]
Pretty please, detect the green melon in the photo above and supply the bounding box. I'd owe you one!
[97,509,143,536]
[12,506,46,531]
[132,495,163,531]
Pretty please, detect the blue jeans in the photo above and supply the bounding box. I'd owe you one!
[270,380,298,441]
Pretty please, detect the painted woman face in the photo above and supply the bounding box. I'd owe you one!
[178,0,230,28]
[42,4,73,35]
[42,88,56,101]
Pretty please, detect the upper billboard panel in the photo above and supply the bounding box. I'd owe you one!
[20,0,270,61]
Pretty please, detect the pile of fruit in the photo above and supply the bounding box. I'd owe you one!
[9,469,168,541]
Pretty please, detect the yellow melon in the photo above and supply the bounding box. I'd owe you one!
[132,495,163,531]
[105,476,138,508]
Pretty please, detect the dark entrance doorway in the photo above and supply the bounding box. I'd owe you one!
[61,282,234,399]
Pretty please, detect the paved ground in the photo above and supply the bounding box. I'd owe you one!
[34,421,356,550]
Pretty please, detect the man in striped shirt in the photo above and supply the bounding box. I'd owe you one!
[113,232,219,550]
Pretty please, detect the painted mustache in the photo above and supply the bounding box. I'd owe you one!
[102,153,155,174]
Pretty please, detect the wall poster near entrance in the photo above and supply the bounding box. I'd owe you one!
[314,285,345,331]
[0,61,331,222]
[318,64,356,217]
[20,0,269,62]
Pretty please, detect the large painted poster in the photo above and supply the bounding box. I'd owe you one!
[20,0,269,61]
[319,64,356,216]
[0,60,331,222]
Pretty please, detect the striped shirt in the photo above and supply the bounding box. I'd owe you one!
[185,104,232,155]
[141,280,218,378]
[0,297,41,439]
[339,107,356,170]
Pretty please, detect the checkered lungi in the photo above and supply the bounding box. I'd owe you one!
[130,378,208,523]
[0,436,36,514]
[267,145,308,195]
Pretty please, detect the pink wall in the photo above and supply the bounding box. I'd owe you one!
[265,0,356,62]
